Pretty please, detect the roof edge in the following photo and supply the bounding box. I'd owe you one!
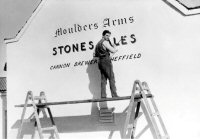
[165,0,200,16]
[4,0,48,44]
[4,0,200,45]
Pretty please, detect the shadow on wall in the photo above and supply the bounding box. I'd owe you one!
[86,57,108,115]
[12,57,121,139]
[13,57,141,138]
[12,113,128,139]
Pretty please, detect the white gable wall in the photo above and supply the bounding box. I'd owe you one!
[6,0,200,139]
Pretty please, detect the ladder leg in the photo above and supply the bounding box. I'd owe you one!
[53,126,60,139]
[131,101,141,139]
[17,91,31,139]
[47,107,55,126]
[138,81,161,138]
[34,108,41,127]
[124,102,137,139]
[36,92,60,139]
[41,91,59,139]
[46,107,60,139]
[122,82,138,139]
[140,101,160,139]
[39,92,48,118]
[150,97,169,138]
[31,127,36,139]
[30,94,44,139]
[144,82,170,139]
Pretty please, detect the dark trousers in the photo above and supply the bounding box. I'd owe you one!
[98,57,117,98]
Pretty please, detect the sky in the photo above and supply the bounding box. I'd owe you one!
[0,0,41,76]
[0,0,41,38]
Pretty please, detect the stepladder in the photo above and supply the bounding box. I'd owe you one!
[17,91,60,139]
[122,80,169,139]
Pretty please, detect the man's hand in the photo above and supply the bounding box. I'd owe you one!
[112,39,121,48]
[103,41,118,53]
[112,43,117,48]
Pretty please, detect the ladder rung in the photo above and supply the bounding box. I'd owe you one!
[23,119,31,123]
[41,126,56,131]
[127,124,134,129]
[136,86,149,91]
[143,86,149,91]
[161,135,170,139]
[136,87,140,91]
[151,111,159,116]
[34,96,46,100]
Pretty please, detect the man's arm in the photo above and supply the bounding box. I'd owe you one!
[102,41,118,54]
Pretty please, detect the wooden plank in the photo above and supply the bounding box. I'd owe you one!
[15,94,153,108]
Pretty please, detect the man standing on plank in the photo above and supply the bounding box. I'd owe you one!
[94,30,119,98]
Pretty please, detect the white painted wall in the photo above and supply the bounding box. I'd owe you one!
[6,0,200,139]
